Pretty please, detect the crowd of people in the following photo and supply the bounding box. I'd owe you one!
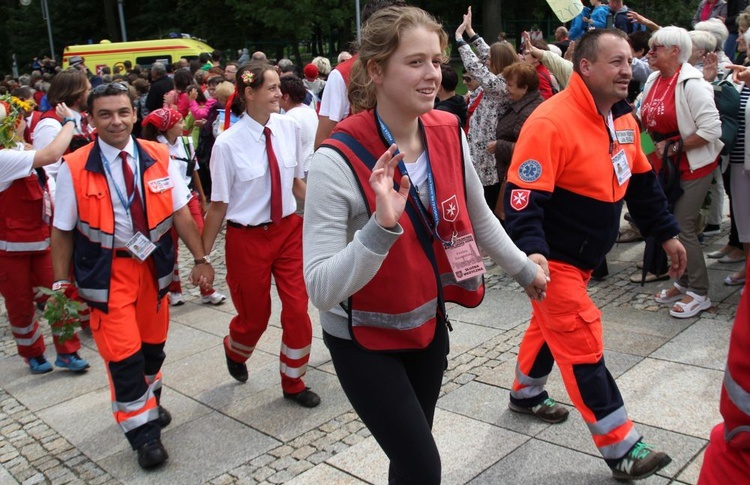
[0,0,748,482]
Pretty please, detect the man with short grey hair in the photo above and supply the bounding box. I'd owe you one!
[145,62,174,114]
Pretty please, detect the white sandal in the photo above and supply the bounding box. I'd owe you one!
[670,291,711,319]
[655,282,687,304]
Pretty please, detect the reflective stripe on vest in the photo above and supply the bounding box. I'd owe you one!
[0,238,50,252]
[76,220,115,249]
[350,298,438,331]
[149,215,173,242]
[78,287,109,303]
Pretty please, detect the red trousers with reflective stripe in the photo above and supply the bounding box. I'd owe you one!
[0,250,80,358]
[512,260,637,458]
[699,424,750,483]
[224,215,312,394]
[169,195,212,296]
[89,257,168,435]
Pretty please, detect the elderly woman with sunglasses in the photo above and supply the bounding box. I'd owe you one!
[640,26,723,318]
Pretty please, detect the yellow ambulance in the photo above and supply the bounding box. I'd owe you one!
[61,36,214,73]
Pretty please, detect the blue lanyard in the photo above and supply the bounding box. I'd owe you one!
[375,111,456,247]
[101,148,138,213]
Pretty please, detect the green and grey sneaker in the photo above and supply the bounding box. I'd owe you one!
[508,397,569,424]
[611,441,672,481]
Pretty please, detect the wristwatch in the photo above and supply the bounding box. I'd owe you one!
[194,254,212,265]
[62,117,76,126]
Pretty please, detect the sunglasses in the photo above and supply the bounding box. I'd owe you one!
[91,82,129,95]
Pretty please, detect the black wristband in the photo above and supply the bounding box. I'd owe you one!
[456,38,468,48]
[469,34,480,43]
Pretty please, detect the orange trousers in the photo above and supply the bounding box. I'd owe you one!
[511,260,641,463]
[89,255,169,449]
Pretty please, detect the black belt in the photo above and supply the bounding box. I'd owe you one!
[115,249,133,258]
[227,220,273,229]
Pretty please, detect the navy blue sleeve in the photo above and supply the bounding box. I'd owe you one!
[625,171,681,243]
[504,181,552,257]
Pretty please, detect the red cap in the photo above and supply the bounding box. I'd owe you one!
[303,63,319,81]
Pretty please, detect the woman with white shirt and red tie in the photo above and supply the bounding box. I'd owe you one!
[202,63,320,408]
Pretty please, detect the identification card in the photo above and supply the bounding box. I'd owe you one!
[615,129,635,144]
[147,177,174,193]
[444,234,486,282]
[612,149,632,186]
[125,231,157,262]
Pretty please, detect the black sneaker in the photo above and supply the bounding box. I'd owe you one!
[137,438,168,469]
[224,337,248,383]
[611,441,671,481]
[508,397,569,424]
[156,406,172,428]
[283,387,321,408]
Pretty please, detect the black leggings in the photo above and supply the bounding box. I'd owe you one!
[323,323,449,485]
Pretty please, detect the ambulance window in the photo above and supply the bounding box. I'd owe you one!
[136,55,172,69]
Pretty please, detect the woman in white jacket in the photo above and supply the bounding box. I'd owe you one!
[639,26,723,318]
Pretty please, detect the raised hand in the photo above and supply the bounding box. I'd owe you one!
[55,102,73,120]
[369,144,409,229]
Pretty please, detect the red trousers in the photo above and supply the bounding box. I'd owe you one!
[89,256,169,449]
[511,260,640,462]
[0,250,80,359]
[224,215,312,394]
[169,195,212,296]
[699,424,750,483]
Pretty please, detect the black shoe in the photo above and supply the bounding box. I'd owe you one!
[137,438,168,469]
[224,337,248,382]
[611,440,671,481]
[156,406,172,428]
[283,387,321,408]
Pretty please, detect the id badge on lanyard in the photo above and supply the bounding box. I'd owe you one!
[606,112,631,186]
[376,111,485,281]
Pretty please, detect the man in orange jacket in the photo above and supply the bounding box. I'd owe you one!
[50,83,214,470]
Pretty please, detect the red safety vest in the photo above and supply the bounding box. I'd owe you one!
[64,138,175,313]
[0,169,50,253]
[323,110,484,351]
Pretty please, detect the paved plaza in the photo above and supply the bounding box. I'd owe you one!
[0,220,742,484]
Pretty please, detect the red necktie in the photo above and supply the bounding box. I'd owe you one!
[120,151,149,235]
[263,127,283,224]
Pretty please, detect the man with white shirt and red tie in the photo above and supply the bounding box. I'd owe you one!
[202,63,320,408]
[50,82,214,469]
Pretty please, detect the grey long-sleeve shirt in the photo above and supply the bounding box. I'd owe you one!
[303,132,538,340]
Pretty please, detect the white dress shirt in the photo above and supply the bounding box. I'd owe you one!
[54,137,191,247]
[283,105,319,174]
[317,69,350,122]
[210,113,305,226]
[157,134,199,187]
[0,144,35,192]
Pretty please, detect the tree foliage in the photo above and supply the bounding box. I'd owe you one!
[0,0,712,76]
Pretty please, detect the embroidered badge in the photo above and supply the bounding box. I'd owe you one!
[518,160,543,183]
[441,194,459,222]
[510,189,531,211]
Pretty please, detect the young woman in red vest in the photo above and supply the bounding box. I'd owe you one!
[303,6,548,483]
[0,97,90,374]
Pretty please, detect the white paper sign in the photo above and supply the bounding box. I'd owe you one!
[547,0,584,22]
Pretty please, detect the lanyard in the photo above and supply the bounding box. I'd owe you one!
[375,110,457,247]
[101,149,138,213]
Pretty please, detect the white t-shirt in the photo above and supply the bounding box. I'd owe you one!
[284,105,319,173]
[210,112,305,225]
[54,137,191,247]
[33,110,90,181]
[157,134,199,187]
[317,69,350,122]
[0,144,35,192]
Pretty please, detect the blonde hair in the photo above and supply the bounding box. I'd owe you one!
[348,6,448,113]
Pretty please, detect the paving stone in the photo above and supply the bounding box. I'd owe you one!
[287,463,366,484]
[675,445,706,485]
[651,318,733,371]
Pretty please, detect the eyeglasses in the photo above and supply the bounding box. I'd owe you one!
[91,82,129,95]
